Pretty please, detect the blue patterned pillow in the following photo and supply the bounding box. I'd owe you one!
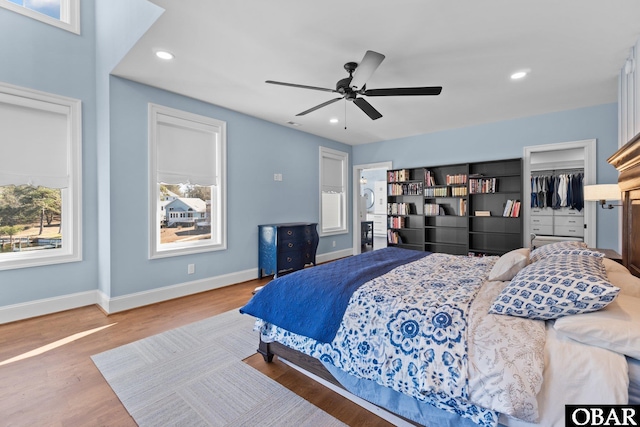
[488,254,619,320]
[529,240,588,263]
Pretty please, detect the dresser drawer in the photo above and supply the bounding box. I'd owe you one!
[277,226,312,242]
[554,215,584,228]
[531,207,553,216]
[277,252,303,270]
[530,216,553,226]
[554,207,583,217]
[279,238,309,252]
[531,225,553,235]
[554,225,584,237]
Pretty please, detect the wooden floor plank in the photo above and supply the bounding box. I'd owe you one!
[0,278,392,426]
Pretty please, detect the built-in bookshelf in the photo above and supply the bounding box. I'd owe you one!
[386,158,523,256]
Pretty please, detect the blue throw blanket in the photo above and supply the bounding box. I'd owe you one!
[240,247,430,343]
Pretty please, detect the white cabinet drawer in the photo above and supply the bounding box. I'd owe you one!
[531,207,553,216]
[554,225,584,237]
[531,225,553,235]
[554,207,584,217]
[531,216,553,226]
[554,216,584,228]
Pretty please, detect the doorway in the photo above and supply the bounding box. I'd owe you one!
[352,161,392,255]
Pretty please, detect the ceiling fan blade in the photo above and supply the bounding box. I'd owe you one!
[266,80,337,93]
[353,97,382,120]
[362,86,443,96]
[296,97,343,116]
[350,50,385,90]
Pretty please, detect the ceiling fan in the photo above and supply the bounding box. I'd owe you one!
[266,50,442,120]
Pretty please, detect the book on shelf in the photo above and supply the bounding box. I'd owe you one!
[475,210,491,217]
[445,174,467,185]
[388,169,410,182]
[502,199,521,217]
[387,229,403,244]
[424,203,440,216]
[459,199,467,216]
[469,177,497,194]
[424,170,437,186]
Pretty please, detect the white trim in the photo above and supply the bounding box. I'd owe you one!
[0,81,83,271]
[0,0,80,35]
[0,290,97,325]
[316,248,352,264]
[523,139,596,248]
[148,103,227,259]
[352,161,392,255]
[319,146,349,237]
[99,268,255,314]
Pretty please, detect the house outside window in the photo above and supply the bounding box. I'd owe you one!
[149,104,226,259]
[0,82,82,270]
[0,0,80,34]
[319,146,348,236]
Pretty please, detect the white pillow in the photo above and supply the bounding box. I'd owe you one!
[488,248,530,281]
[607,271,640,298]
[554,293,640,359]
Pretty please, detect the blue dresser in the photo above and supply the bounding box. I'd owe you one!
[258,222,319,278]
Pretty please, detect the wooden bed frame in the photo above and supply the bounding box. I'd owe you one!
[257,131,640,422]
[608,130,640,278]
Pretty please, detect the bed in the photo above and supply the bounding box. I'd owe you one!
[241,133,640,427]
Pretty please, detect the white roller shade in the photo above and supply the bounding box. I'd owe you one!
[156,113,218,186]
[321,156,344,193]
[0,93,70,188]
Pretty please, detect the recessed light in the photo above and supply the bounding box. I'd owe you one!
[329,118,339,124]
[510,70,529,80]
[286,121,301,126]
[155,50,174,60]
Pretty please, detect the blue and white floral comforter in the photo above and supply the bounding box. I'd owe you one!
[256,253,524,426]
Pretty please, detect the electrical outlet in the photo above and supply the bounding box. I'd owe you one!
[273,173,283,181]
[188,263,195,274]
[332,240,336,247]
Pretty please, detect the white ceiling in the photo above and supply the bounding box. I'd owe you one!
[112,0,640,146]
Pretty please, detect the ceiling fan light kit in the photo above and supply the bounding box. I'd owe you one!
[266,50,442,121]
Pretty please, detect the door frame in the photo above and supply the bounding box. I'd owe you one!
[352,161,392,255]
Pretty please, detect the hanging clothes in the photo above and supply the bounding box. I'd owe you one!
[530,170,584,212]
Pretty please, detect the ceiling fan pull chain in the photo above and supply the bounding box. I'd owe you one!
[344,99,347,130]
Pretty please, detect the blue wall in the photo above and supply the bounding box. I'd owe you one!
[352,103,621,250]
[107,76,350,297]
[0,1,99,304]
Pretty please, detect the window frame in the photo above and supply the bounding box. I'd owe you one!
[0,81,82,271]
[0,0,80,34]
[148,103,227,259]
[319,146,349,237]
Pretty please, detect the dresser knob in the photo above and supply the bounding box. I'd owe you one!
[288,242,293,248]
[287,230,293,235]
[287,257,292,262]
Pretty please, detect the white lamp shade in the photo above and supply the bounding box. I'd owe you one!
[583,184,621,201]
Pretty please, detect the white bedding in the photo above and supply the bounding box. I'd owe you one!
[499,322,628,427]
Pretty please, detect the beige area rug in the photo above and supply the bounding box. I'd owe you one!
[92,310,347,426]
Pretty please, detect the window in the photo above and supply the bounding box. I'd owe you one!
[0,0,80,34]
[0,82,82,270]
[319,146,348,236]
[149,104,226,259]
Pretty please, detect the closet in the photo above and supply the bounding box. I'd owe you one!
[530,169,585,246]
[523,140,596,248]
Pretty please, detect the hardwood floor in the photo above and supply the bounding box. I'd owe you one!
[0,278,393,427]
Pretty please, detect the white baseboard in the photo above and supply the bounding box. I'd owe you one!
[317,248,352,264]
[99,268,258,314]
[0,248,354,324]
[0,290,99,325]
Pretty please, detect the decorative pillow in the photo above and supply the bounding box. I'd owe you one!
[607,271,640,298]
[488,254,620,320]
[553,294,640,359]
[529,240,588,263]
[488,248,530,281]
